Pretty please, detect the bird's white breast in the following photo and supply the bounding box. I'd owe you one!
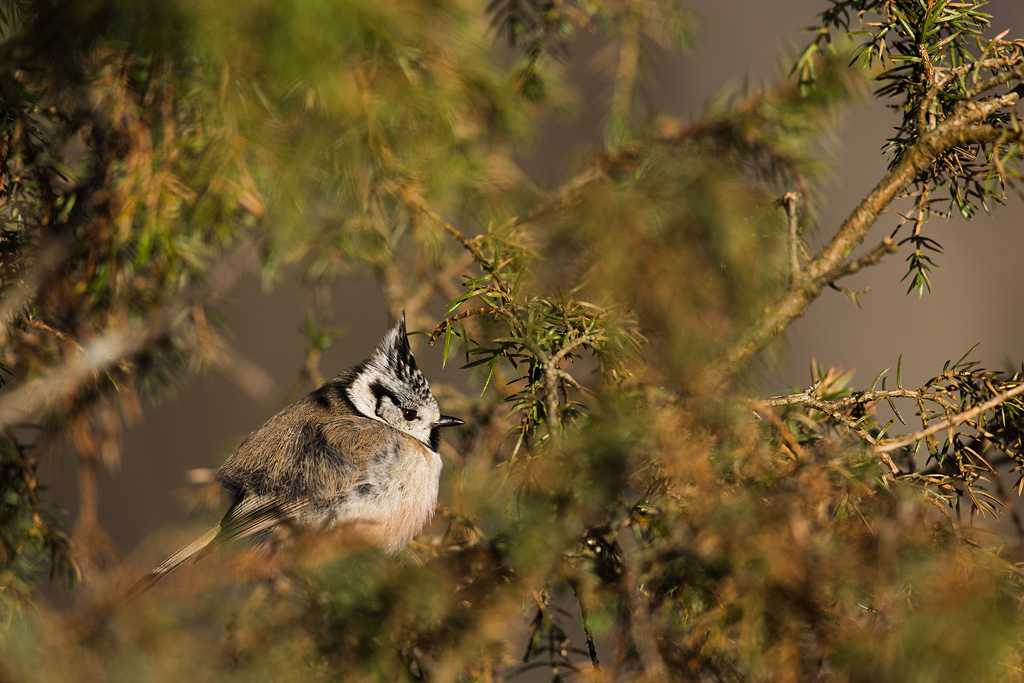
[324,442,442,554]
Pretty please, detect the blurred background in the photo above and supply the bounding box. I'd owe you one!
[38,0,1024,576]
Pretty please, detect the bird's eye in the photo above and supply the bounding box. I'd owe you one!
[402,408,417,421]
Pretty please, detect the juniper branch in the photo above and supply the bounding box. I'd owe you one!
[703,90,1024,392]
[876,382,1024,454]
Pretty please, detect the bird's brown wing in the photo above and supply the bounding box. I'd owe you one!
[199,494,310,557]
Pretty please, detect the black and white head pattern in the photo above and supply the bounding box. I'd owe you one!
[346,312,443,450]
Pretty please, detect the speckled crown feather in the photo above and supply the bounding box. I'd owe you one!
[364,311,432,402]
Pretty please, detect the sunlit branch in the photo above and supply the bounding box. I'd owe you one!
[876,382,1024,454]
[703,90,1024,392]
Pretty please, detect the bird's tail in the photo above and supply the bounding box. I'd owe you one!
[124,524,221,602]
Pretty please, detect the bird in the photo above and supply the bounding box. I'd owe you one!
[126,311,463,600]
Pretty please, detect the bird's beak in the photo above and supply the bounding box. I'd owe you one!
[434,415,465,429]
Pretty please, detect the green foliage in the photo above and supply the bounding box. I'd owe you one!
[797,0,1024,293]
[0,434,77,626]
[184,0,540,285]
[767,349,1024,521]
[433,218,645,450]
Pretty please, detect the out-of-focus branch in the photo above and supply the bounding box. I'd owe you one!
[622,547,668,682]
[608,9,641,138]
[282,346,324,407]
[526,81,816,226]
[0,234,76,344]
[355,64,508,298]
[0,243,260,431]
[780,191,803,285]
[189,303,275,403]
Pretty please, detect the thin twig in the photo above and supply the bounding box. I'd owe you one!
[25,318,85,353]
[570,578,601,671]
[914,40,937,133]
[282,347,324,407]
[609,12,640,135]
[189,304,275,403]
[0,234,76,344]
[427,307,498,345]
[916,57,1020,133]
[764,386,942,409]
[821,237,899,284]
[416,201,508,292]
[0,244,259,430]
[877,382,1024,454]
[963,60,1024,99]
[780,191,803,285]
[783,395,878,445]
[749,402,807,462]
